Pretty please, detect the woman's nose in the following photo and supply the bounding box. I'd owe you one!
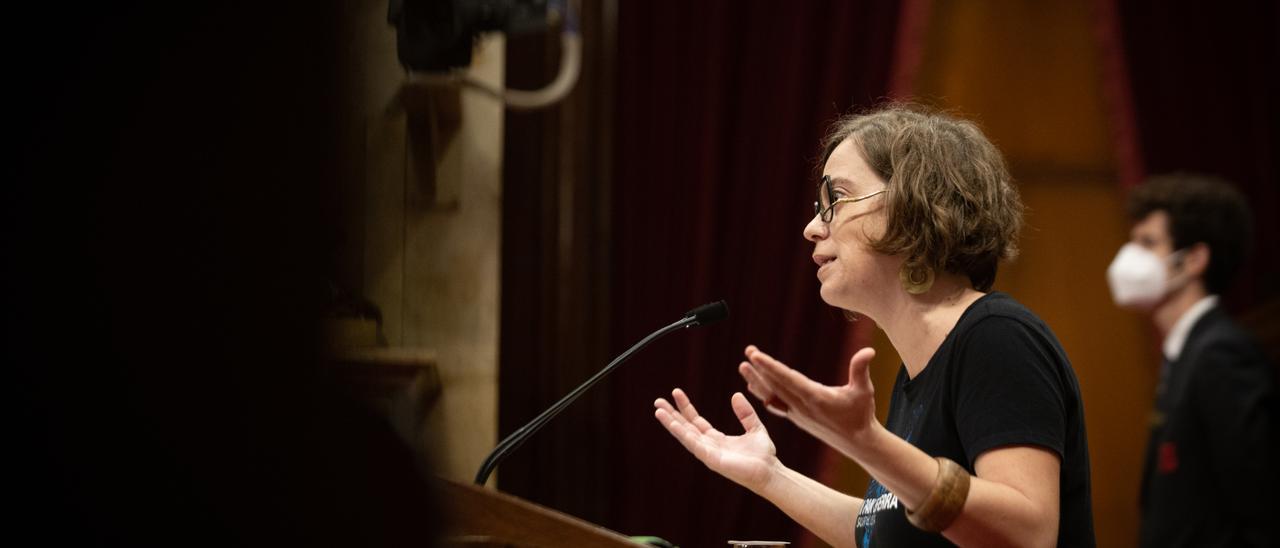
[803,214,827,242]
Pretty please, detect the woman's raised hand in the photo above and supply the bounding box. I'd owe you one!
[739,345,880,459]
[653,389,779,492]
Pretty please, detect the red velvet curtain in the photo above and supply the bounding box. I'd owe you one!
[1107,0,1280,312]
[607,2,901,545]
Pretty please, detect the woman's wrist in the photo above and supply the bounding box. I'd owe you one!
[751,458,793,499]
[836,418,887,463]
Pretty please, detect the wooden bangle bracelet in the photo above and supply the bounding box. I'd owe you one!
[905,456,971,533]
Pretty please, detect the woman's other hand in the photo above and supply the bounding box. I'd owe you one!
[653,389,779,492]
[739,345,880,459]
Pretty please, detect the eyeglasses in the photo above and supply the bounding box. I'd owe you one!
[814,175,887,222]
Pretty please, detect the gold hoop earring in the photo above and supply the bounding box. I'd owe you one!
[900,264,935,295]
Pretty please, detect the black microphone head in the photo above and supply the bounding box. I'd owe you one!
[685,300,729,326]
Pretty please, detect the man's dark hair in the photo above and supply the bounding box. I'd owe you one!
[1128,173,1253,294]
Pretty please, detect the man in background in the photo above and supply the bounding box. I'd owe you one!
[1106,173,1276,547]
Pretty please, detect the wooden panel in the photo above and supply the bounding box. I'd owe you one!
[439,479,641,548]
[915,0,1116,176]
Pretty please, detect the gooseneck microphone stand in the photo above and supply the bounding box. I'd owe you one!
[474,301,728,486]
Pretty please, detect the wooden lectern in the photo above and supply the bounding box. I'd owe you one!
[437,478,641,547]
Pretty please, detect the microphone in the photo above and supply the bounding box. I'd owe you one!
[473,300,729,486]
[685,300,729,326]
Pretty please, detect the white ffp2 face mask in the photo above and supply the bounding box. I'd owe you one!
[1106,242,1183,309]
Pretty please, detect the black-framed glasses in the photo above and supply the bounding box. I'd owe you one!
[814,175,887,222]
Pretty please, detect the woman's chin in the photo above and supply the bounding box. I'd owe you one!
[817,282,839,306]
[819,282,864,313]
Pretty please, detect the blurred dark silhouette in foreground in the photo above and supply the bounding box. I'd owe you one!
[8,2,440,546]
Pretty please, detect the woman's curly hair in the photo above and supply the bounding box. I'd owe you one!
[819,104,1023,292]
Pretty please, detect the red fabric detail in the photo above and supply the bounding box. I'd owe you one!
[1158,441,1179,474]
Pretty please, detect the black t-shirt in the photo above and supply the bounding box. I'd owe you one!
[853,292,1095,547]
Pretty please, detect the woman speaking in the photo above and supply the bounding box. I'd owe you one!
[654,105,1094,547]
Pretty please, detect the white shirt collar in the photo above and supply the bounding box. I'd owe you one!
[1163,295,1219,361]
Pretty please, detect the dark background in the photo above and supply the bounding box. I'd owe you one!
[9,2,438,545]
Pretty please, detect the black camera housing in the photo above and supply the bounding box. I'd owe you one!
[389,0,550,72]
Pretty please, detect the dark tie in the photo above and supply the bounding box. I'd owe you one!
[1141,356,1174,507]
[1155,356,1173,398]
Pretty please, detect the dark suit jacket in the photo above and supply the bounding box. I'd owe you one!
[1139,305,1277,548]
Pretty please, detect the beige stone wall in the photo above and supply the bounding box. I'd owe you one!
[342,1,503,483]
